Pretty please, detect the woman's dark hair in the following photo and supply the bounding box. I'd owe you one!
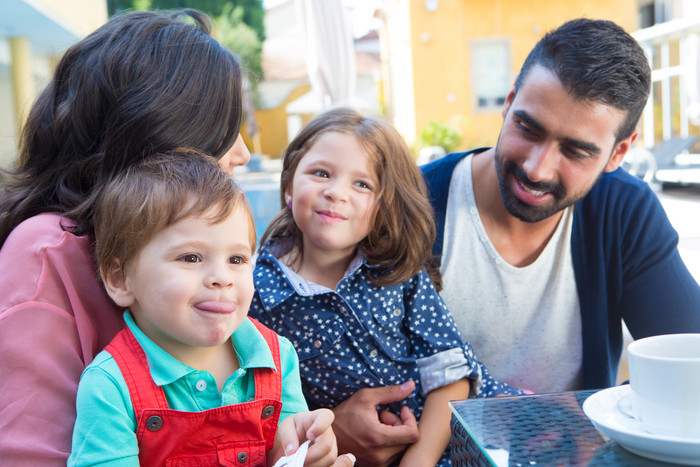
[0,9,243,244]
[515,18,651,144]
[262,107,442,290]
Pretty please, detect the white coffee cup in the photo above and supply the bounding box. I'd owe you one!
[627,333,700,438]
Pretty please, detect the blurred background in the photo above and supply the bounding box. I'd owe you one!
[0,0,698,281]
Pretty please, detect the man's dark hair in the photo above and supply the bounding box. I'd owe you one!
[515,18,651,144]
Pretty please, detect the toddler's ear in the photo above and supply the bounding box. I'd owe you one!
[101,260,135,308]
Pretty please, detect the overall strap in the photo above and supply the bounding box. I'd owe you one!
[248,317,283,401]
[105,328,169,416]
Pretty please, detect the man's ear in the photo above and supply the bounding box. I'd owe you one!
[100,260,135,308]
[502,78,518,120]
[605,128,639,173]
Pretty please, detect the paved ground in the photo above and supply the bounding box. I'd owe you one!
[655,185,700,283]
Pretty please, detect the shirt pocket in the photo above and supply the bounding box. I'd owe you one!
[289,313,347,362]
[369,300,412,361]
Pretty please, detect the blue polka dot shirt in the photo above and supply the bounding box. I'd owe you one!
[251,242,520,410]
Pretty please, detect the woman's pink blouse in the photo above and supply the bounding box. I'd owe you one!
[0,213,123,465]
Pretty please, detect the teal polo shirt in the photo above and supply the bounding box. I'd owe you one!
[69,312,307,466]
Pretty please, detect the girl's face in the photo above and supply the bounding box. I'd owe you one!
[286,131,378,261]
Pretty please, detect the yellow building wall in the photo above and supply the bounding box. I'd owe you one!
[242,83,311,159]
[33,0,108,36]
[408,0,637,151]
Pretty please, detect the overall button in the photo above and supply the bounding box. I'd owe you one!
[237,451,248,463]
[314,340,322,349]
[261,405,276,419]
[369,349,378,358]
[195,379,207,391]
[392,308,402,317]
[145,415,163,431]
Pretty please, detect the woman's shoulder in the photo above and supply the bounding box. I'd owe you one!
[3,212,86,252]
[1,213,93,276]
[0,213,103,313]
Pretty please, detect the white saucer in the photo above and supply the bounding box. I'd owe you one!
[582,385,700,465]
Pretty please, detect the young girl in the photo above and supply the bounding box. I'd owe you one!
[69,151,353,467]
[251,108,517,466]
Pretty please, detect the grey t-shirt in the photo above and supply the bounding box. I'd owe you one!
[439,155,582,393]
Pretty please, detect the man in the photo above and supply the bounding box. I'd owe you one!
[329,18,700,466]
[422,18,700,394]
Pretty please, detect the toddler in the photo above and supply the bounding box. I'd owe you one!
[69,151,350,466]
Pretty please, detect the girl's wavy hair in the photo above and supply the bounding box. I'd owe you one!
[261,107,442,290]
[95,150,255,278]
[0,9,243,245]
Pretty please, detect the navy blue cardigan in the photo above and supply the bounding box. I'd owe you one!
[422,149,700,389]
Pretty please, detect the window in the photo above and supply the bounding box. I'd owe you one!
[638,0,678,28]
[470,38,511,111]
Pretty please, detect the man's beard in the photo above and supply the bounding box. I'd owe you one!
[494,146,584,223]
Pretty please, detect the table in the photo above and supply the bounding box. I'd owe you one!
[449,390,682,466]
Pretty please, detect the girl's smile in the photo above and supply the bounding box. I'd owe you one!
[316,209,348,223]
[287,131,377,262]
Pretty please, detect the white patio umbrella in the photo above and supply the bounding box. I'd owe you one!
[295,0,356,109]
[686,33,700,126]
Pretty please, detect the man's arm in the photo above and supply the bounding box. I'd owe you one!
[589,172,700,335]
[399,378,470,467]
[574,171,700,387]
[330,382,420,467]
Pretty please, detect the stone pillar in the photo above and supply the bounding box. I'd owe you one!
[9,37,33,136]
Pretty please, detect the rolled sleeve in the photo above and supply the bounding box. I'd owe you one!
[416,346,481,397]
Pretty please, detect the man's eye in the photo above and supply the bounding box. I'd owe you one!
[179,254,201,263]
[562,147,587,160]
[517,121,537,136]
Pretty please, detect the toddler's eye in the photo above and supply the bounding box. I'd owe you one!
[179,254,201,263]
[312,170,329,178]
[229,255,248,265]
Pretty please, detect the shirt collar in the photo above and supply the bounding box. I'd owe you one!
[124,311,275,387]
[256,240,368,299]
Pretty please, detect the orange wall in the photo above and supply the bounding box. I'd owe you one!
[407,0,638,150]
[242,83,311,158]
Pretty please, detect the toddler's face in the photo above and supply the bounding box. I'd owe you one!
[286,131,377,260]
[117,205,254,359]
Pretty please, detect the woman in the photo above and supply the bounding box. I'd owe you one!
[0,10,249,464]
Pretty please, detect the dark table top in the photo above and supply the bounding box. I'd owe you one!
[449,390,688,466]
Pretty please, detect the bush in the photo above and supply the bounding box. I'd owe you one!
[419,119,462,153]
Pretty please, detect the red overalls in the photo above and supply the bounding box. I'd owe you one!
[105,318,283,466]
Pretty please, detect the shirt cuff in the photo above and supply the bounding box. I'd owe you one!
[416,347,480,397]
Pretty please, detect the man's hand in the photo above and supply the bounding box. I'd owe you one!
[331,382,419,467]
